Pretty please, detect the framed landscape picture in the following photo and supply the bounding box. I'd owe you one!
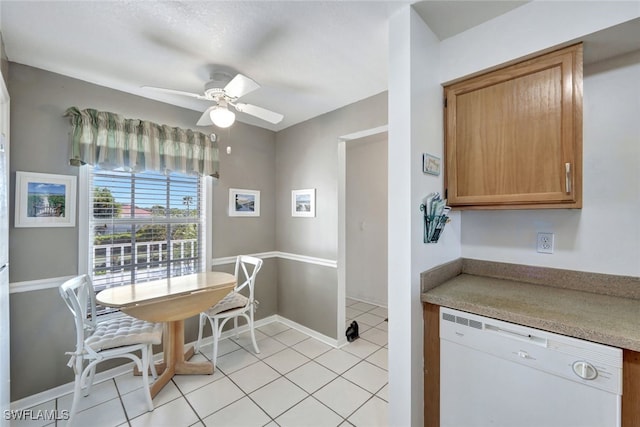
[228,188,260,217]
[15,171,77,227]
[291,188,315,217]
[422,153,441,176]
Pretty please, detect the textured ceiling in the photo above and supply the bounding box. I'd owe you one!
[1,1,532,131]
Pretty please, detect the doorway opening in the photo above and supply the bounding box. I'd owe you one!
[337,126,388,346]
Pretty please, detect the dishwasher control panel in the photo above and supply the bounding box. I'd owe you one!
[573,360,598,380]
[440,307,623,395]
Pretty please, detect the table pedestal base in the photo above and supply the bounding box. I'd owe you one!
[137,320,214,398]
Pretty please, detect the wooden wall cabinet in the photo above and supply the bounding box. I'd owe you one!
[444,44,583,209]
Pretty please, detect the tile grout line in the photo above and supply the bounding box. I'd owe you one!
[301,354,385,423]
[242,374,308,424]
[170,377,207,427]
[211,334,311,425]
[111,378,132,427]
[218,334,341,425]
[38,302,388,427]
[221,328,372,425]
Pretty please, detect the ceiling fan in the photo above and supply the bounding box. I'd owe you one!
[143,70,284,128]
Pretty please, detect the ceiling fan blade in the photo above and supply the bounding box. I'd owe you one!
[196,106,216,126]
[143,85,208,100]
[234,103,284,124]
[224,74,260,99]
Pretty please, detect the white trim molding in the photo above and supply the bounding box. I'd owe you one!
[211,251,279,267]
[77,165,90,275]
[339,125,388,142]
[192,314,339,349]
[275,252,337,268]
[211,251,337,269]
[9,275,76,294]
[274,315,340,348]
[12,252,338,294]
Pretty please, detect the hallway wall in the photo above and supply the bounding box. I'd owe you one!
[346,134,388,306]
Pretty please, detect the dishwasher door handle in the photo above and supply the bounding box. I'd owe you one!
[485,324,548,347]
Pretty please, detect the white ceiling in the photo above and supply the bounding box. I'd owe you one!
[413,1,528,40]
[0,1,533,131]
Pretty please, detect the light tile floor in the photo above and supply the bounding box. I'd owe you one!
[15,299,387,427]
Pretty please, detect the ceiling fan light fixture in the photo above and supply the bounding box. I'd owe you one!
[210,105,236,128]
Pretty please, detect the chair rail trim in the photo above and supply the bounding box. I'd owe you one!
[10,252,338,294]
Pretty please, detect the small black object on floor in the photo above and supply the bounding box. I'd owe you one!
[346,320,359,342]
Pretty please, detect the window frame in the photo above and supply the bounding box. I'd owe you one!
[78,165,213,314]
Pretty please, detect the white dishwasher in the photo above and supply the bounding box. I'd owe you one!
[440,307,622,427]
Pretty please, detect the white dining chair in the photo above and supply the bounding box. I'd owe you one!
[195,255,263,366]
[59,275,163,424]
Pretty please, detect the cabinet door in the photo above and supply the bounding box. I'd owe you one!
[444,44,582,209]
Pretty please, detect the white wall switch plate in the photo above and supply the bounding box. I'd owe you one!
[537,232,554,254]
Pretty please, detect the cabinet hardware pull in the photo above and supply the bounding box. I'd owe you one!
[565,163,571,194]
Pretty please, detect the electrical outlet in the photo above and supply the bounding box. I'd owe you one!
[537,232,554,254]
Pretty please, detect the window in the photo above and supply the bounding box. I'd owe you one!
[87,168,204,314]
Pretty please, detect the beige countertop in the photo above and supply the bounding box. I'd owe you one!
[422,271,640,352]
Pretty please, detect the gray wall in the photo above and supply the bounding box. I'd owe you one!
[7,62,387,401]
[275,92,387,338]
[213,124,276,257]
[276,259,337,338]
[8,63,277,400]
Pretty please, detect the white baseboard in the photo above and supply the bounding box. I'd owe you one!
[346,295,388,309]
[10,362,135,411]
[10,315,337,411]
[186,314,339,349]
[273,315,339,348]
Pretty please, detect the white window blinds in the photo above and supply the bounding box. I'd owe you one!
[89,168,203,314]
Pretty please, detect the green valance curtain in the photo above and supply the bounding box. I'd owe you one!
[65,107,219,178]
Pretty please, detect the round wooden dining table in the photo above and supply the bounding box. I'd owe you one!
[96,271,236,398]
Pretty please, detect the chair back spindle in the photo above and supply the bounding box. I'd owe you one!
[59,274,161,425]
[196,254,263,366]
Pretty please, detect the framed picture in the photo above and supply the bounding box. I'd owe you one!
[228,188,260,217]
[291,188,315,217]
[422,153,441,176]
[15,171,77,228]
